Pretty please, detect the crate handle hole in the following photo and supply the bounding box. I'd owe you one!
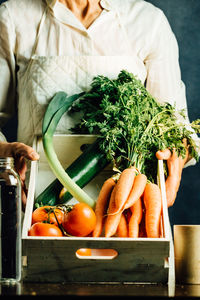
[75,248,118,260]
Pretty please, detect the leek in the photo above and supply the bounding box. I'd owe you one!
[42,91,96,208]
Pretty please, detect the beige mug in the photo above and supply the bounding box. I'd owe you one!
[174,225,200,284]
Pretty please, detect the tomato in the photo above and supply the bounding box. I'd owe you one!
[76,248,92,256]
[28,222,63,237]
[32,205,64,226]
[62,203,96,237]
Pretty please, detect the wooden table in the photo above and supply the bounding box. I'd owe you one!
[0,282,200,297]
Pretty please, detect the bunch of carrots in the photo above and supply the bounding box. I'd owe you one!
[92,167,163,238]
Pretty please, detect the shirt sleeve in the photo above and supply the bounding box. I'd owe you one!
[0,3,17,142]
[144,10,200,167]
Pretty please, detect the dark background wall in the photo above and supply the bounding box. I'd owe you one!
[0,0,200,227]
[146,0,200,228]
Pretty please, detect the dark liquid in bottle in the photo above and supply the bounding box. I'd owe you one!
[0,183,19,279]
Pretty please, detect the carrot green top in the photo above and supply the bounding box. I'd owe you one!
[70,70,200,182]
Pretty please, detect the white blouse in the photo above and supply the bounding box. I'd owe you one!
[0,0,199,166]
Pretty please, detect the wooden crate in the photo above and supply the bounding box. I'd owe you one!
[22,135,175,291]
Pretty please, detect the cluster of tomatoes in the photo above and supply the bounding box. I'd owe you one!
[28,202,96,238]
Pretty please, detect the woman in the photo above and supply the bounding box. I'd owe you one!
[0,0,199,206]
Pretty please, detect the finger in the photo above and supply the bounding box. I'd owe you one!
[182,138,189,164]
[165,175,181,207]
[183,138,188,147]
[170,148,187,176]
[0,141,39,161]
[165,149,183,206]
[11,142,39,161]
[156,148,171,160]
[21,180,28,211]
[15,156,27,181]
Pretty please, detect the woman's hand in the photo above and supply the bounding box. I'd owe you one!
[156,139,189,207]
[0,141,39,208]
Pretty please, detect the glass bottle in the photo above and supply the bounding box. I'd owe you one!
[0,157,21,283]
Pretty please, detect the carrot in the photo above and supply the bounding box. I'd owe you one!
[104,186,122,238]
[123,173,147,210]
[165,175,180,207]
[92,177,116,237]
[139,212,147,237]
[157,139,188,207]
[143,183,162,238]
[116,212,128,237]
[126,208,132,223]
[112,167,136,214]
[128,197,143,238]
[159,213,164,238]
[164,148,186,207]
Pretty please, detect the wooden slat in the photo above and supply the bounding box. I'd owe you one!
[22,137,38,239]
[157,160,175,296]
[23,241,169,283]
[23,265,169,284]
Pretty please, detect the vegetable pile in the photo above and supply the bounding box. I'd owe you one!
[34,70,200,239]
[68,69,200,238]
[30,173,162,238]
[92,167,162,238]
[29,202,96,238]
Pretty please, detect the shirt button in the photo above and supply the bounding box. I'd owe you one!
[83,31,88,36]
[82,31,90,39]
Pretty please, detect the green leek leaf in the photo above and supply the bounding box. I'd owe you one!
[42,91,95,208]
